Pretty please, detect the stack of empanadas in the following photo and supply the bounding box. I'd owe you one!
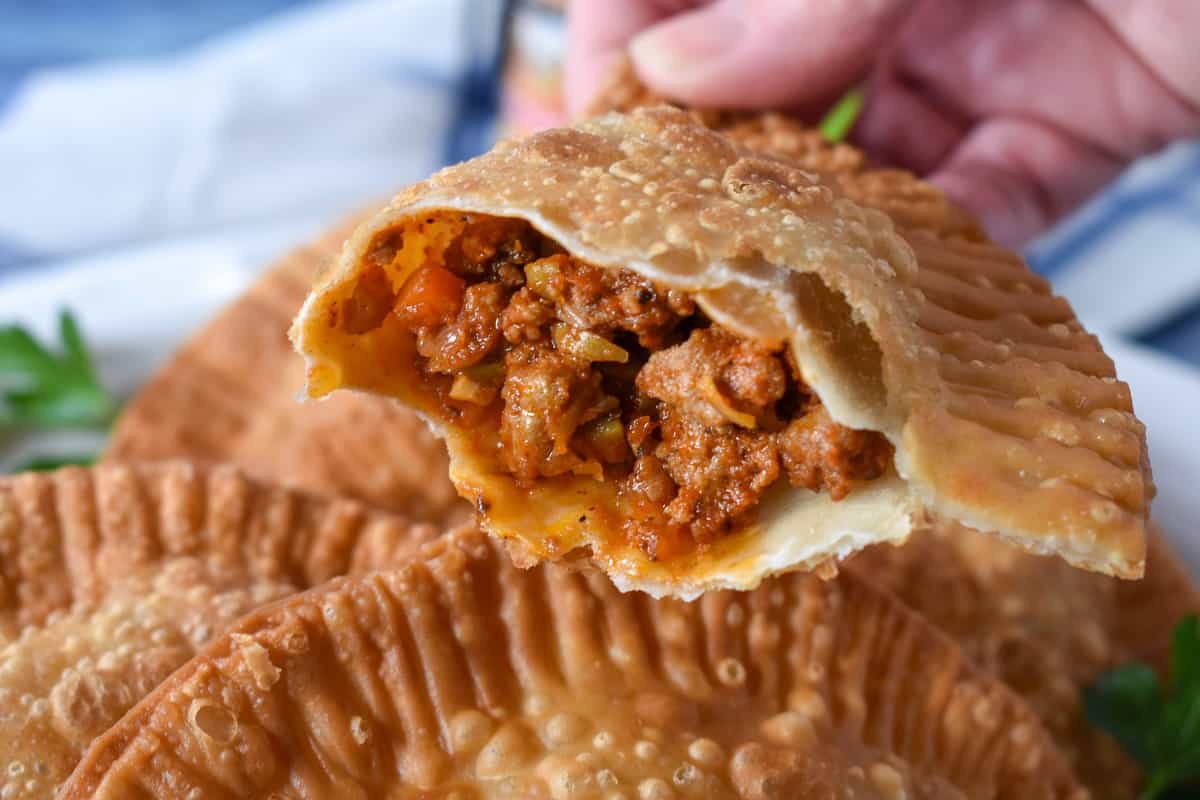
[7,85,1194,800]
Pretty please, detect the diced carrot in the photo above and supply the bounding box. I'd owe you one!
[396,266,466,326]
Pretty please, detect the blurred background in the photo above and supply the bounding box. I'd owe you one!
[0,0,1198,365]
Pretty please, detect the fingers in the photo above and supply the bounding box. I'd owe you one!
[855,67,970,175]
[893,0,1200,160]
[627,0,915,109]
[1087,0,1200,110]
[565,0,686,117]
[930,117,1124,248]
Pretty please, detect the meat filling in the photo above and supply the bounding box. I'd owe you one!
[361,215,893,556]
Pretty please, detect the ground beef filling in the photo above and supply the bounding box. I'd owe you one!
[382,216,893,556]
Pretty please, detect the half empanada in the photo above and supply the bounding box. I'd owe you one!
[291,106,1151,597]
[62,527,1084,799]
[107,219,468,527]
[0,462,438,799]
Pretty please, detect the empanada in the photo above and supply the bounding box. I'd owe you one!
[292,107,1150,597]
[0,462,438,799]
[62,527,1084,799]
[852,525,1199,799]
[576,80,1191,796]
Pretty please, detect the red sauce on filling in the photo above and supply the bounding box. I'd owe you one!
[352,215,893,558]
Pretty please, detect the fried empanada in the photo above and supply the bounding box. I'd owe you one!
[852,525,1199,799]
[291,107,1150,597]
[62,527,1084,800]
[106,221,468,527]
[629,96,1194,799]
[0,462,438,799]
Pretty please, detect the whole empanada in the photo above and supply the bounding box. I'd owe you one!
[0,462,438,799]
[62,527,1084,800]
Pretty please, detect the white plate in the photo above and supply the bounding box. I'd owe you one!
[2,251,1198,574]
[1100,335,1200,569]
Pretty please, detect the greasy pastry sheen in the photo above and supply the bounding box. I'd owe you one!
[62,527,1084,800]
[0,462,438,800]
[292,107,1151,596]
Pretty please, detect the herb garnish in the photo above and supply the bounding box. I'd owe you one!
[13,454,97,472]
[1,310,116,472]
[1085,615,1200,800]
[819,88,864,143]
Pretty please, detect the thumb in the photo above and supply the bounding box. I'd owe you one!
[629,0,914,110]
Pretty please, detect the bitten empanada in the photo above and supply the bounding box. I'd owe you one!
[107,220,468,528]
[292,107,1150,597]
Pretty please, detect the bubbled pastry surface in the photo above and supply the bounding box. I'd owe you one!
[852,525,1200,800]
[62,527,1084,800]
[0,462,441,799]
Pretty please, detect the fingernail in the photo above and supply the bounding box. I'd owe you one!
[629,8,745,83]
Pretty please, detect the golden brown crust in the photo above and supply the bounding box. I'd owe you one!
[63,527,1085,800]
[582,80,1185,794]
[717,109,1185,795]
[851,525,1200,800]
[0,462,439,636]
[106,219,468,527]
[590,79,1146,578]
[586,56,983,240]
[0,461,440,799]
[293,107,1150,593]
[0,561,297,800]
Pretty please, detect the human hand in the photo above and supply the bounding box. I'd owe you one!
[565,0,1200,246]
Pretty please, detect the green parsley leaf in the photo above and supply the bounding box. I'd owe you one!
[818,88,864,143]
[12,454,96,472]
[1085,614,1200,800]
[1160,786,1200,800]
[1085,663,1162,768]
[0,310,117,431]
[1173,616,1200,699]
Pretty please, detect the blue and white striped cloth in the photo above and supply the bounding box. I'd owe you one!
[1,0,1198,367]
